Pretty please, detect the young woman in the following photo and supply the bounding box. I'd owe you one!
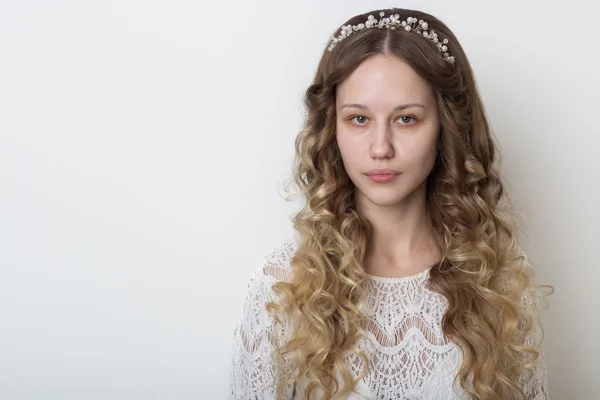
[229,7,553,400]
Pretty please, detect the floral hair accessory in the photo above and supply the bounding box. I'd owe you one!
[327,11,455,64]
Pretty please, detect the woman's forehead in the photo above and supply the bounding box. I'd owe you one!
[336,55,434,107]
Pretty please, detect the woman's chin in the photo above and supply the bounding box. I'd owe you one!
[356,189,409,208]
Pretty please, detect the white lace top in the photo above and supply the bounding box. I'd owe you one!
[229,240,549,399]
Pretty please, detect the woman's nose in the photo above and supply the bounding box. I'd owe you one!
[369,125,394,159]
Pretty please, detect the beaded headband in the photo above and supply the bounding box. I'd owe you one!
[326,11,455,64]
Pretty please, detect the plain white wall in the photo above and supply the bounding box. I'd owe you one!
[1,0,598,398]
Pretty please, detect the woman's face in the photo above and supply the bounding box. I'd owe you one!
[335,54,440,208]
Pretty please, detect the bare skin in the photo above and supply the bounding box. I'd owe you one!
[335,54,442,278]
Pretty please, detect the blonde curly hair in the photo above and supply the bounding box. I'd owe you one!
[265,7,554,400]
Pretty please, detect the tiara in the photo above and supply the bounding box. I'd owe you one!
[326,11,455,64]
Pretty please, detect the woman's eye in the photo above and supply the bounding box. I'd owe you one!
[350,116,369,125]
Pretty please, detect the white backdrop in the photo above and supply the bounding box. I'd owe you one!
[1,0,598,398]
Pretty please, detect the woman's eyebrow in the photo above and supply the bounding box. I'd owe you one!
[340,103,426,111]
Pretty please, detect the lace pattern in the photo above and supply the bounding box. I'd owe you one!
[229,240,549,399]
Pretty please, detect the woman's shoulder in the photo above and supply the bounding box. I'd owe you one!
[232,239,299,340]
[230,238,300,398]
[249,238,299,285]
[236,238,300,315]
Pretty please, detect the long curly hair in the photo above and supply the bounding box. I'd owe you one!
[265,7,554,400]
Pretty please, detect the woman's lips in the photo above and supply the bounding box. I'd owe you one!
[366,174,400,183]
